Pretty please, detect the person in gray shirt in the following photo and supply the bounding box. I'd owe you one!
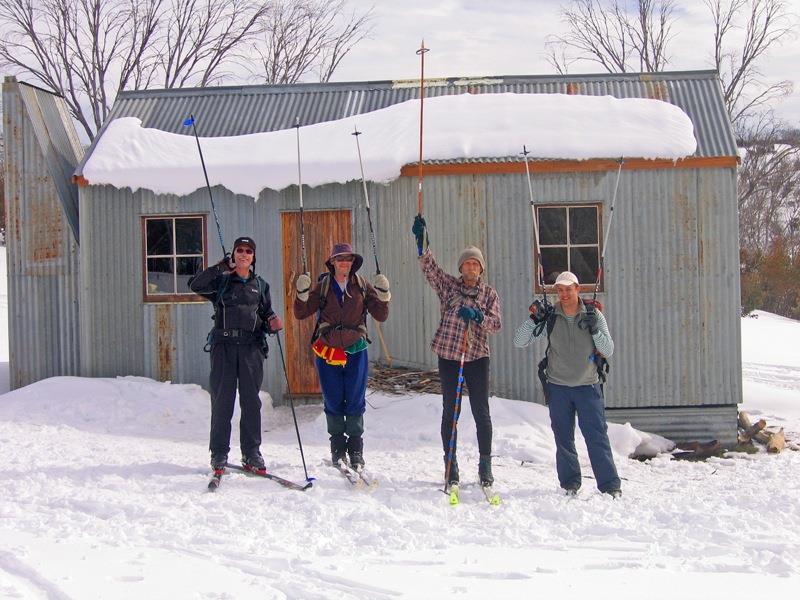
[514,271,621,497]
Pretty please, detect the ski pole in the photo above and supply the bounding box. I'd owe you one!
[294,117,308,274]
[592,158,625,301]
[415,40,429,218]
[274,331,313,483]
[443,324,470,492]
[352,126,381,274]
[521,145,549,308]
[184,114,226,257]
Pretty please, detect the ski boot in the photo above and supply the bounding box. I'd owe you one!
[210,451,228,473]
[347,436,365,471]
[242,450,266,476]
[478,454,494,487]
[330,434,348,466]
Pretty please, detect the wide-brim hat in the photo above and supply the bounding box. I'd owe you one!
[325,242,363,273]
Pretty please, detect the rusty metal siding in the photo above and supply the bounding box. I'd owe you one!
[75,71,736,179]
[2,77,81,389]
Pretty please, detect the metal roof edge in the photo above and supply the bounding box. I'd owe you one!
[113,69,722,99]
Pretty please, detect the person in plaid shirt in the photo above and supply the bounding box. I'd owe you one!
[413,217,502,487]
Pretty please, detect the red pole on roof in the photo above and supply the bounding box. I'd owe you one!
[416,40,429,216]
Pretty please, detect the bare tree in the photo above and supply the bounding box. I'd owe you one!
[249,0,373,85]
[0,0,371,139]
[738,115,800,252]
[546,0,676,74]
[159,0,271,88]
[0,0,163,139]
[705,0,795,127]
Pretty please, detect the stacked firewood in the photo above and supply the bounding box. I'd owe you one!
[738,411,793,453]
[368,363,442,395]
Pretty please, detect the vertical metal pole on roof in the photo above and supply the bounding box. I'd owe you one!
[593,157,625,301]
[294,117,308,274]
[184,114,227,257]
[415,40,429,217]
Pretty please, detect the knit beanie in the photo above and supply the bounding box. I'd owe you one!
[458,246,485,273]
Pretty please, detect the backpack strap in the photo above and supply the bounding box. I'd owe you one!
[311,272,371,345]
[536,300,610,399]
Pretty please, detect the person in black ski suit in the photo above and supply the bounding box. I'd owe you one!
[189,236,282,474]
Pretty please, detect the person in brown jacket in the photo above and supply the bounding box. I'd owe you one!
[293,243,390,469]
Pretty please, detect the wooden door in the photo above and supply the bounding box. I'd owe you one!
[281,209,352,395]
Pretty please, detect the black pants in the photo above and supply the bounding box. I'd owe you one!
[209,342,264,457]
[438,356,492,457]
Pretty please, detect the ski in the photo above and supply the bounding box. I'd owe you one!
[224,463,313,492]
[481,485,501,506]
[207,469,225,492]
[324,459,378,489]
[446,483,459,506]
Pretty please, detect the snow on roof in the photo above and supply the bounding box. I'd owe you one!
[82,92,697,198]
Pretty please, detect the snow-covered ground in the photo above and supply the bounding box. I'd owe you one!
[1,246,798,597]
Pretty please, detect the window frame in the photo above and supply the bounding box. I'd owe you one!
[141,214,208,303]
[534,202,604,294]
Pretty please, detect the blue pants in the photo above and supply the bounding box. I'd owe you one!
[316,349,369,418]
[547,382,621,493]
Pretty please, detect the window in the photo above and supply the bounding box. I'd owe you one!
[535,204,602,291]
[142,215,207,302]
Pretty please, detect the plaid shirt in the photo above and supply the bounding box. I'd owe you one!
[419,249,502,361]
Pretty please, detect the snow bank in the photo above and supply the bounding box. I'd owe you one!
[82,92,697,198]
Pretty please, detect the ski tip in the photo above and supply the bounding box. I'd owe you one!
[447,484,460,506]
[489,495,501,506]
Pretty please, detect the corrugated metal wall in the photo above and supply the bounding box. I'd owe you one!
[371,167,740,412]
[2,78,82,389]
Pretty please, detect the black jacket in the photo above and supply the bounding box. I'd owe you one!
[190,264,276,332]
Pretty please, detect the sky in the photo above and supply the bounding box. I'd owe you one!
[332,0,800,126]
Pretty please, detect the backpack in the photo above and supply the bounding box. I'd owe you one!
[203,274,270,358]
[311,272,371,345]
[537,299,610,404]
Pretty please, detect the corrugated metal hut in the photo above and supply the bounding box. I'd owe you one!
[7,71,741,445]
[2,77,82,388]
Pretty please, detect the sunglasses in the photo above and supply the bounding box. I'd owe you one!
[235,247,254,255]
[333,255,355,262]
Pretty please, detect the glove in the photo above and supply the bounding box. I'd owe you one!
[373,274,391,302]
[296,272,311,302]
[457,306,484,324]
[529,299,551,324]
[578,310,599,335]
[267,314,283,333]
[216,253,234,271]
[412,214,428,256]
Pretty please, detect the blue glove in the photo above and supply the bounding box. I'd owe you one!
[412,214,428,256]
[458,306,484,324]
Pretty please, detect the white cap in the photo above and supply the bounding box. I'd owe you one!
[554,271,579,287]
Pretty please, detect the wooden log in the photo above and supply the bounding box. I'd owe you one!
[738,411,753,430]
[753,430,771,445]
[767,428,786,454]
[738,418,767,443]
